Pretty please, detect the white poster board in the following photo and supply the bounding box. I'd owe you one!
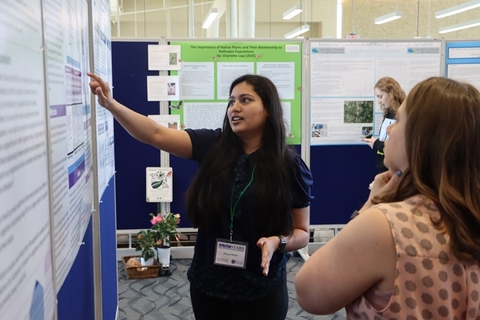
[147,75,180,101]
[148,44,182,70]
[446,41,480,90]
[309,40,443,145]
[0,1,55,319]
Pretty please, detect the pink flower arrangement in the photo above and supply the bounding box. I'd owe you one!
[149,212,181,246]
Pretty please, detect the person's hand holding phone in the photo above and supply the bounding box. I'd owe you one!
[361,136,376,148]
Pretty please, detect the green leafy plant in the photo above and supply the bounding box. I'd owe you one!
[150,212,181,247]
[135,229,157,261]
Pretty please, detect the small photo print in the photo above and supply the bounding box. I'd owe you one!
[361,126,373,137]
[149,169,172,189]
[167,82,176,95]
[168,122,179,129]
[344,100,373,123]
[311,123,328,137]
[169,52,178,65]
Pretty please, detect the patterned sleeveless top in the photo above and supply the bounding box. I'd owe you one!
[346,195,480,319]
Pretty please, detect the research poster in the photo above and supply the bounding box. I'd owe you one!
[93,0,115,196]
[0,1,55,319]
[445,41,480,90]
[168,40,303,145]
[146,167,173,202]
[309,40,442,145]
[148,44,182,71]
[147,75,180,101]
[43,0,94,289]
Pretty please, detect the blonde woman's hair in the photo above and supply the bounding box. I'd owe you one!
[374,77,406,116]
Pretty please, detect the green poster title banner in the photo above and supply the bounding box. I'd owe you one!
[189,44,283,59]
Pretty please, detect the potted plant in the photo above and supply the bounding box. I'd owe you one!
[149,212,181,273]
[135,229,157,266]
[150,212,181,247]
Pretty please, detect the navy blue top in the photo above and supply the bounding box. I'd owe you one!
[185,128,314,300]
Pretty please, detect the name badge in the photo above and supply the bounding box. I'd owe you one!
[214,239,248,269]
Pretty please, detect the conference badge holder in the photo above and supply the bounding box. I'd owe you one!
[214,239,248,269]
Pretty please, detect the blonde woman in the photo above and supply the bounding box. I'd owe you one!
[362,77,405,172]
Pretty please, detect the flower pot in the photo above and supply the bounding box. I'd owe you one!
[157,247,171,267]
[140,257,154,266]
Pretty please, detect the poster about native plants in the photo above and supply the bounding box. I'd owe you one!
[168,40,303,145]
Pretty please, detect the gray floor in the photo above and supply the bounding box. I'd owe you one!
[118,255,346,320]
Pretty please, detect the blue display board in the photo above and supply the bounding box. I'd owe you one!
[56,177,118,320]
[57,219,95,320]
[309,145,377,224]
[100,176,118,320]
[112,41,175,229]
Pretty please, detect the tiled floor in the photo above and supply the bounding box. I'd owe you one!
[117,255,346,320]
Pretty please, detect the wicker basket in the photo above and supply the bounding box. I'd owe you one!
[123,255,160,279]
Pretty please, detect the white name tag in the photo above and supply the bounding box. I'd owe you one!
[214,239,248,269]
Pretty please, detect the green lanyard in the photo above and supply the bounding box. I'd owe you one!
[229,165,256,241]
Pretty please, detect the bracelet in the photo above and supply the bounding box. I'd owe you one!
[277,235,286,252]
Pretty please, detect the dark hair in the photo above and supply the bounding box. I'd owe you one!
[374,77,406,117]
[185,74,295,236]
[374,77,480,264]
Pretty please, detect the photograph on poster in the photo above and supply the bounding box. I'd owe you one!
[343,100,374,124]
[147,75,180,101]
[167,82,176,95]
[148,115,181,130]
[168,121,179,129]
[150,169,170,189]
[169,52,177,66]
[148,44,181,70]
[311,123,328,138]
[361,126,373,137]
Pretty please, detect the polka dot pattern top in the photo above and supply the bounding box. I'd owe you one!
[346,195,480,319]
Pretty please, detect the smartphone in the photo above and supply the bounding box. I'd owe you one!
[363,133,372,139]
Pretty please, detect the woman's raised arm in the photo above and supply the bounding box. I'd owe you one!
[88,72,192,158]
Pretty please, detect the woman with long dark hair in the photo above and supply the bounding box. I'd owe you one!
[88,72,313,320]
